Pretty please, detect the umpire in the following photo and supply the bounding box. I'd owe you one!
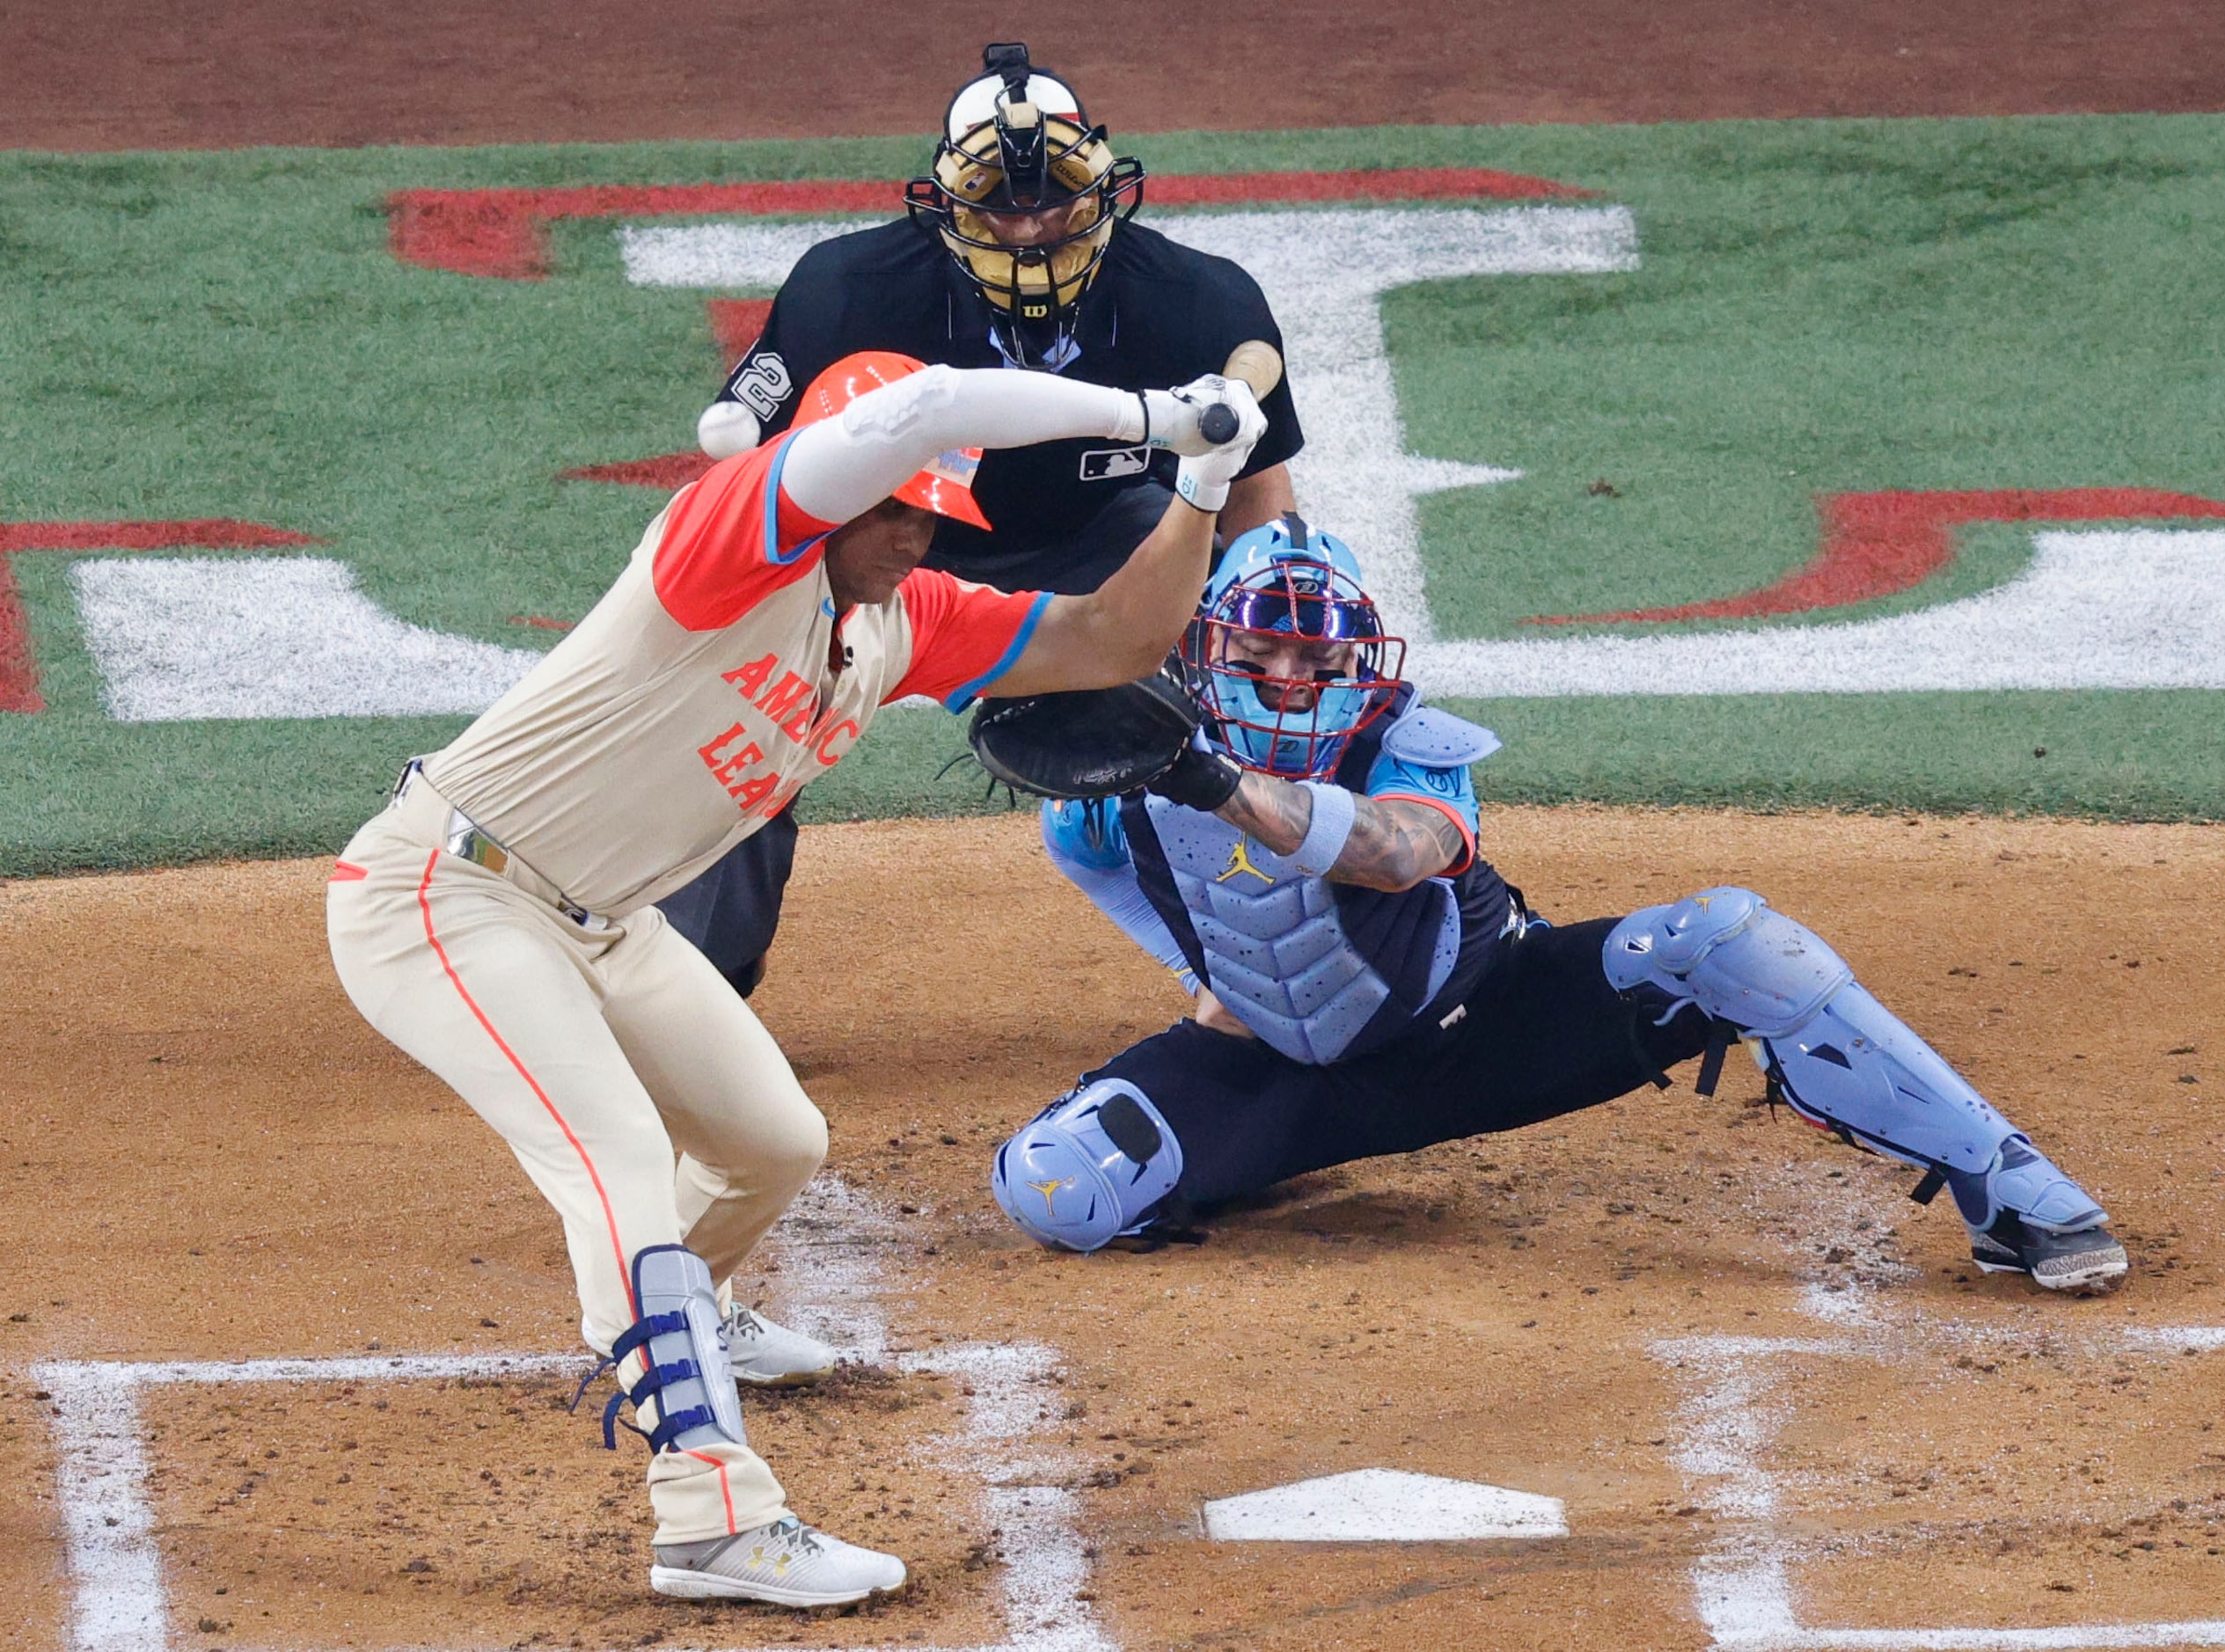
[663,40,1304,997]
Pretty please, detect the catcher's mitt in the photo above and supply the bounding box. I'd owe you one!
[968,660,1204,800]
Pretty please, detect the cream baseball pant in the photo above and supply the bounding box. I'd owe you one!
[326,775,824,1544]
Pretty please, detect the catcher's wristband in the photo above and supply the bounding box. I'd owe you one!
[1292,781,1358,874]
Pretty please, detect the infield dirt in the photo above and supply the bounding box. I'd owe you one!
[3,808,2221,1649]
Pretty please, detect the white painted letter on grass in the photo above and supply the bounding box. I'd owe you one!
[620,206,1640,647]
[70,556,542,721]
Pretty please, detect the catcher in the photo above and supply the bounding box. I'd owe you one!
[326,352,1267,1607]
[974,515,2129,1293]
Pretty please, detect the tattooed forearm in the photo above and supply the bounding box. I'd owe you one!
[1214,774,1467,891]
[1217,771,1314,854]
[1333,796,1468,890]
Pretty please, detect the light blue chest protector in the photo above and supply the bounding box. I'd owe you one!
[1141,794,1461,1066]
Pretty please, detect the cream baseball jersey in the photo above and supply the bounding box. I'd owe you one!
[424,433,1047,917]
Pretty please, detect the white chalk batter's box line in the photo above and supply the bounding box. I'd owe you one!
[36,1345,1113,1652]
[1652,1325,2225,1651]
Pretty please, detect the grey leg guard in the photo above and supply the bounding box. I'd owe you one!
[1604,888,2107,1238]
[604,1244,750,1452]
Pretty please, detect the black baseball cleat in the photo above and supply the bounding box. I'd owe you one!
[1969,1215,2128,1293]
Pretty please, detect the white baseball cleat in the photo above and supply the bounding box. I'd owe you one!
[724,1305,840,1387]
[651,1516,905,1605]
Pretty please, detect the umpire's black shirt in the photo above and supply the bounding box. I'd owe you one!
[711,217,1303,592]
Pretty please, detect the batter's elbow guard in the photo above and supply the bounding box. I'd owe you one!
[699,401,762,461]
[992,1079,1185,1252]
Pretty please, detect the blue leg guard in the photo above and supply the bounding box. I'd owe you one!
[1605,888,2107,1237]
[602,1245,750,1453]
[992,1078,1186,1253]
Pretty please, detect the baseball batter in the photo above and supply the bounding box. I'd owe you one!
[991,515,2129,1296]
[326,351,1267,1606]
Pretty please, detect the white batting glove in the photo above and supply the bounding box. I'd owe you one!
[1174,381,1267,513]
[1137,374,1248,457]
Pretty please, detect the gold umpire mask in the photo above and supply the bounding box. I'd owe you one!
[904,43,1144,364]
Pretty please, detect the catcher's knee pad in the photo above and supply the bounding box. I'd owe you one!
[1603,888,2105,1235]
[601,1245,750,1454]
[992,1079,1185,1253]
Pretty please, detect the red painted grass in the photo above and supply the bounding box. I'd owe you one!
[559,453,714,489]
[1527,488,2225,625]
[388,168,1587,280]
[552,302,772,492]
[2,519,319,713]
[708,297,773,359]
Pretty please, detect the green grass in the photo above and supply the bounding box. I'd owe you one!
[4,116,2223,874]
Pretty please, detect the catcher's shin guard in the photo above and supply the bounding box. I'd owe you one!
[992,1078,1184,1251]
[1603,888,2106,1237]
[603,1246,750,1453]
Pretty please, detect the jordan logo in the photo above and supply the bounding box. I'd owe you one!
[1214,837,1275,886]
[1027,1176,1075,1215]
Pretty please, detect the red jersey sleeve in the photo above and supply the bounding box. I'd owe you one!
[886,570,1054,709]
[651,433,842,632]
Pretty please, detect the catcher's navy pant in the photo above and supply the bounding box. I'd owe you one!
[1088,917,1716,1209]
[661,482,1178,993]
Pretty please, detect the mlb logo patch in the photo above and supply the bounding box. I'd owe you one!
[1080,446,1151,482]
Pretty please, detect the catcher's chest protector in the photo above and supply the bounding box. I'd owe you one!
[1136,795,1461,1065]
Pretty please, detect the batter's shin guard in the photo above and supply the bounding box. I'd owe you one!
[602,1245,750,1454]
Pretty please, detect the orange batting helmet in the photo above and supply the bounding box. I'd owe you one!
[794,351,992,530]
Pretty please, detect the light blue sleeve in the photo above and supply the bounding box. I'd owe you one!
[1365,748,1481,837]
[1040,800,1201,994]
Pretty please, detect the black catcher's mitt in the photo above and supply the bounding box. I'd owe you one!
[968,660,1204,800]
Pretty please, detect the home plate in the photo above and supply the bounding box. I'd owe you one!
[1201,1467,1569,1541]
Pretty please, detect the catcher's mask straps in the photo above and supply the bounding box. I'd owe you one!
[1283,511,1310,551]
[984,40,1033,94]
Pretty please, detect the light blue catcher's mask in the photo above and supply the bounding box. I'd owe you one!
[1188,514,1402,778]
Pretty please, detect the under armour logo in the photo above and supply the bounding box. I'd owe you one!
[1214,837,1275,886]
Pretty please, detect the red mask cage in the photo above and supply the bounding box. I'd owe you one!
[1186,559,1406,778]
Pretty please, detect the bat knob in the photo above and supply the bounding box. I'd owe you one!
[1198,403,1241,446]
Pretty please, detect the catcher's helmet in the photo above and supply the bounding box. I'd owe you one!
[1188,515,1404,778]
[904,43,1144,369]
[794,351,992,528]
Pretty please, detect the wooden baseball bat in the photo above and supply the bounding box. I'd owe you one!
[1223,339,1284,399]
[1198,340,1284,443]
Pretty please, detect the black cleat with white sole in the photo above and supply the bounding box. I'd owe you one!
[1970,1214,2128,1293]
